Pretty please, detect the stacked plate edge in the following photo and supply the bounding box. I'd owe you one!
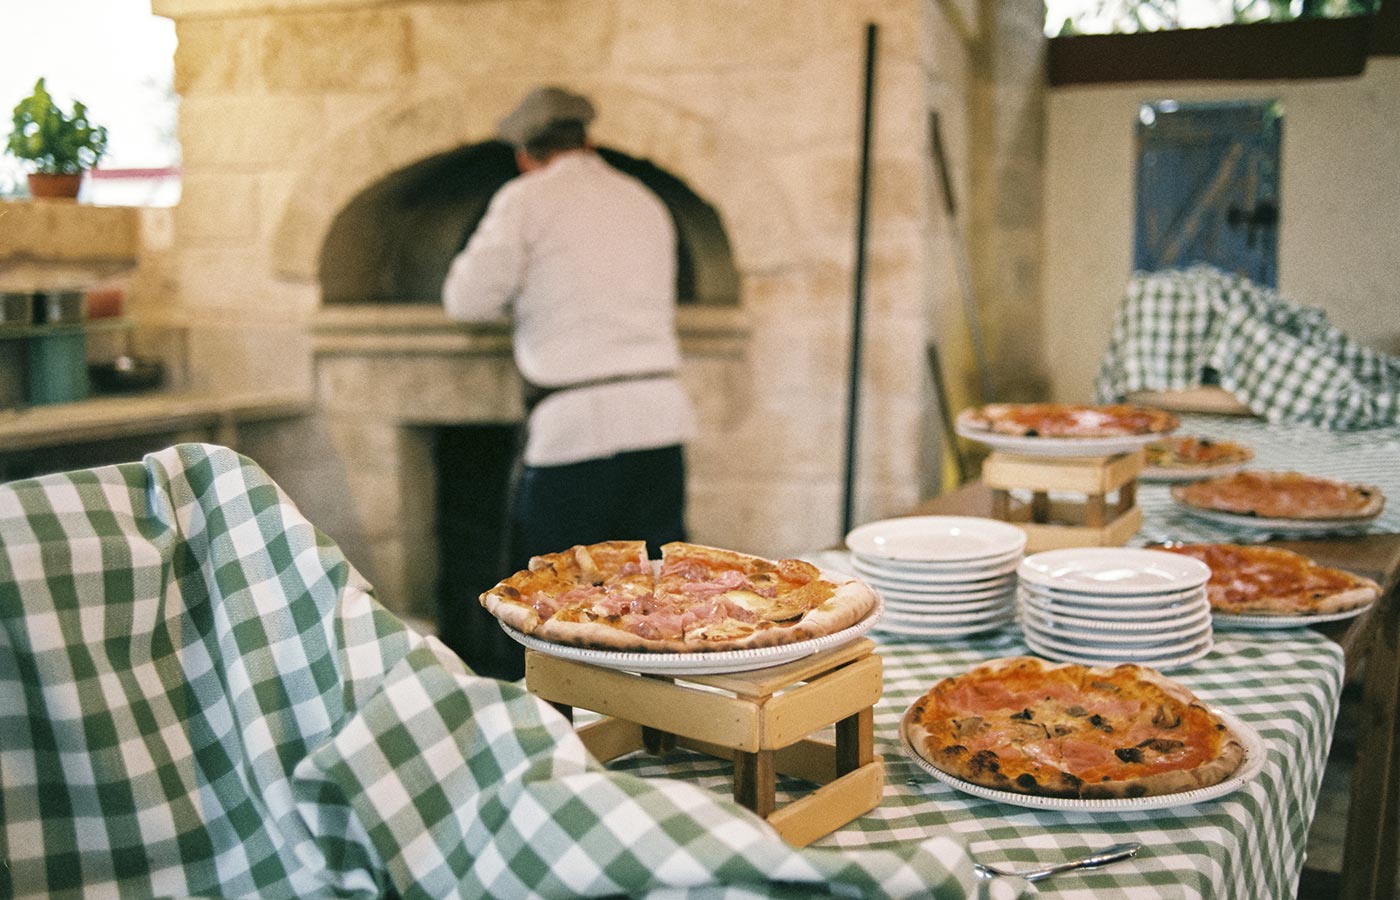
[1016,547,1214,671]
[844,516,1027,638]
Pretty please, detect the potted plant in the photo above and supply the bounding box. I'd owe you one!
[6,78,108,200]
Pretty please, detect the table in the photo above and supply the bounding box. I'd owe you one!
[595,414,1400,898]
[601,599,1341,899]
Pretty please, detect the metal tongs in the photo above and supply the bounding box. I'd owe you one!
[973,841,1142,882]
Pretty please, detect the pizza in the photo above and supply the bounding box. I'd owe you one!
[479,540,878,653]
[1171,470,1385,521]
[1145,435,1252,470]
[902,656,1246,800]
[1156,543,1379,617]
[957,403,1178,438]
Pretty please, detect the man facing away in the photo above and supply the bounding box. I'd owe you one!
[442,86,696,592]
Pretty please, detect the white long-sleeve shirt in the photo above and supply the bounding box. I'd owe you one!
[442,151,696,466]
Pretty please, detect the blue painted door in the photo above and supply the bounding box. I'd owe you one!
[1134,100,1283,286]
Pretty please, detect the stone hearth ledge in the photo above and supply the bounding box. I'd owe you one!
[310,303,750,358]
[0,390,312,453]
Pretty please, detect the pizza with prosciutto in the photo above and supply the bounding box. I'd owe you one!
[480,540,878,653]
[1156,543,1379,617]
[902,657,1245,800]
[957,403,1179,439]
[1171,470,1384,521]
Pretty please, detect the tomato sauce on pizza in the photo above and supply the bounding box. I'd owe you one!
[480,540,878,653]
[959,403,1178,438]
[902,657,1245,799]
[1157,543,1379,617]
[1172,471,1384,520]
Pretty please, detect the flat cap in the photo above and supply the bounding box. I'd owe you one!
[498,86,596,146]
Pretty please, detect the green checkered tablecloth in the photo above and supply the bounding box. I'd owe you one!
[1134,413,1400,544]
[0,445,1022,900]
[1094,266,1400,430]
[607,567,1345,900]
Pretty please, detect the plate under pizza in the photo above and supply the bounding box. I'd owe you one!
[1211,603,1377,629]
[501,597,883,676]
[899,705,1265,812]
[1173,503,1383,535]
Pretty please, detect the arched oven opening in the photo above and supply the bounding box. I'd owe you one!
[314,142,741,679]
[318,140,740,307]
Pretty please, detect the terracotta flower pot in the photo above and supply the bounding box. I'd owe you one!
[27,172,84,200]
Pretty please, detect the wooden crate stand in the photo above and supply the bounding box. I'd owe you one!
[524,638,885,847]
[983,450,1144,551]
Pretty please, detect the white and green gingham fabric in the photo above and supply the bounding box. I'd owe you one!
[1094,265,1400,430]
[1134,412,1400,543]
[0,444,1022,900]
[617,554,1345,900]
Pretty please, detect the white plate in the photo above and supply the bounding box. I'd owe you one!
[874,614,1015,638]
[1018,589,1209,623]
[882,604,1015,627]
[500,599,882,676]
[1020,599,1212,635]
[1212,602,1376,629]
[954,418,1167,459]
[883,593,1014,614]
[1173,502,1382,535]
[1023,632,1213,672]
[878,581,1017,604]
[1019,548,1210,595]
[852,551,1023,576]
[846,516,1027,563]
[1019,584,1205,610]
[900,706,1264,812]
[851,559,1019,587]
[1021,580,1204,605]
[1022,616,1213,651]
[1141,461,1249,483]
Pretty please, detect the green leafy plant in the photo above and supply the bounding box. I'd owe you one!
[6,78,108,175]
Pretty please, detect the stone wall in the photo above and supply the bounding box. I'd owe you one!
[149,0,1047,619]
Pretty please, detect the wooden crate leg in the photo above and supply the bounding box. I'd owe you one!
[1031,491,1051,523]
[1085,493,1107,528]
[642,726,677,754]
[734,749,777,818]
[835,707,874,775]
[992,488,1011,520]
[1118,480,1137,515]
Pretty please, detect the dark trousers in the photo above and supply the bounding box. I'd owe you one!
[510,444,688,572]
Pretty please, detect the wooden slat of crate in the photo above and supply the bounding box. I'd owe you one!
[983,449,1144,493]
[766,758,885,848]
[526,653,763,751]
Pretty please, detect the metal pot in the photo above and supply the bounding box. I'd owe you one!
[32,290,86,325]
[0,292,33,328]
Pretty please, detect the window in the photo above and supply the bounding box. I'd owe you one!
[1047,0,1380,36]
[1,0,178,204]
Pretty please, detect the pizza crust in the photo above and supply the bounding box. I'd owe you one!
[478,540,879,655]
[1157,543,1380,616]
[1172,472,1385,521]
[958,403,1178,438]
[902,657,1246,800]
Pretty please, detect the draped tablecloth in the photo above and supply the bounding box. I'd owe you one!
[0,444,1019,900]
[1094,266,1400,430]
[607,568,1345,900]
[1133,413,1400,544]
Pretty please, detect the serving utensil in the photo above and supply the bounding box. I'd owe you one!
[973,841,1142,882]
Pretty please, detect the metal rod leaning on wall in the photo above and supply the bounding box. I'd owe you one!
[841,21,878,538]
[928,110,994,405]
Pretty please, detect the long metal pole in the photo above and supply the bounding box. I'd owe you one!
[842,22,878,537]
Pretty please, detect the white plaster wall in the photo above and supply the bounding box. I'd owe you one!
[1042,57,1400,402]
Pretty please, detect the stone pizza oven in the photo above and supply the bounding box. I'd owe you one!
[151,0,1047,642]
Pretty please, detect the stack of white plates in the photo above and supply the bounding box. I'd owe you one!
[845,516,1027,638]
[1017,548,1214,671]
